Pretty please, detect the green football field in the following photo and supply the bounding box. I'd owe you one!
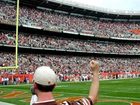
[0,78,140,105]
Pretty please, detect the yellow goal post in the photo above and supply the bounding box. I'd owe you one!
[0,0,19,70]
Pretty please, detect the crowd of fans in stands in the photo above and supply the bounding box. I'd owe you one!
[0,1,140,39]
[0,32,140,55]
[0,1,140,84]
[0,52,140,83]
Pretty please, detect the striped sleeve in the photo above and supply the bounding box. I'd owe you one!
[61,97,93,105]
[79,97,93,105]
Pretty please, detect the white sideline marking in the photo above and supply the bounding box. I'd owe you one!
[55,92,87,96]
[55,92,140,100]
[56,85,68,88]
[0,84,32,88]
[0,101,15,105]
[100,95,140,100]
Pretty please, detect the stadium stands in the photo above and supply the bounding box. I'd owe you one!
[0,1,140,39]
[0,32,140,55]
[0,52,140,82]
[0,1,140,83]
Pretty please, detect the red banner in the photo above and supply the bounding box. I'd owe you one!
[129,29,140,35]
[0,74,33,83]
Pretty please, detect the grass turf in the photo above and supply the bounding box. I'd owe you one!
[0,78,140,105]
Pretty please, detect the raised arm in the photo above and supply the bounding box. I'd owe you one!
[88,60,99,104]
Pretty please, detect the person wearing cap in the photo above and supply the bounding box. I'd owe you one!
[31,60,99,105]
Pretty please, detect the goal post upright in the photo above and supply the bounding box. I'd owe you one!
[15,0,19,69]
[0,0,19,70]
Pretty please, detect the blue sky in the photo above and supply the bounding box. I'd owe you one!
[61,0,140,11]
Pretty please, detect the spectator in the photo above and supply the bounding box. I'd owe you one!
[31,60,99,105]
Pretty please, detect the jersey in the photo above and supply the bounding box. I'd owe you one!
[32,97,93,105]
[32,100,57,105]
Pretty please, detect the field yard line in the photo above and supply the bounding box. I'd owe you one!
[0,77,139,88]
[0,101,15,105]
[0,84,32,88]
[54,92,87,96]
[100,95,140,100]
[100,90,140,94]
[98,99,130,103]
[0,85,138,95]
[57,85,68,87]
[54,92,140,100]
[55,88,139,94]
[0,84,68,88]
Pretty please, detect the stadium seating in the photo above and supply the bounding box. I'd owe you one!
[0,32,140,55]
[0,1,140,39]
[0,52,140,81]
[0,1,140,82]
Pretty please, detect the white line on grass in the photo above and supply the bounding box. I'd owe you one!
[54,92,87,96]
[54,92,140,101]
[0,84,32,88]
[0,84,68,88]
[0,77,139,87]
[100,90,140,94]
[0,101,15,105]
[100,95,140,100]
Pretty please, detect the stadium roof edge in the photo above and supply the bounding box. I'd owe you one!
[8,0,140,20]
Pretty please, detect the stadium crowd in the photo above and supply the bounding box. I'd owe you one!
[0,32,140,55]
[18,33,140,55]
[0,1,140,39]
[0,1,140,85]
[0,52,140,84]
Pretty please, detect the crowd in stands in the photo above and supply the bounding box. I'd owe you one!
[0,53,15,67]
[0,1,140,39]
[0,32,140,55]
[0,1,16,25]
[0,1,140,84]
[0,32,15,45]
[0,52,140,83]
